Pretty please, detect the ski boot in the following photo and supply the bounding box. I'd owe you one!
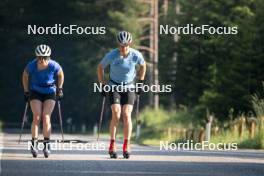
[123,139,130,159]
[43,139,51,158]
[123,151,130,159]
[43,148,50,158]
[108,140,118,159]
[30,139,38,158]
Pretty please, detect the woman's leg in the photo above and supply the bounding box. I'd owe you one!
[42,99,56,139]
[30,100,42,139]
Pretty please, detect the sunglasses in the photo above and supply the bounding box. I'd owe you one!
[37,56,49,60]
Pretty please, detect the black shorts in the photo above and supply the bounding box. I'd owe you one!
[30,90,56,102]
[109,91,136,105]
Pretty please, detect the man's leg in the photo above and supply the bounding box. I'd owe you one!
[109,104,121,144]
[121,90,135,159]
[122,104,133,154]
[107,104,121,158]
[122,105,133,141]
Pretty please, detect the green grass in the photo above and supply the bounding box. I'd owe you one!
[210,129,264,149]
[137,107,198,146]
[136,107,264,149]
[139,127,264,149]
[238,128,264,149]
[210,130,243,144]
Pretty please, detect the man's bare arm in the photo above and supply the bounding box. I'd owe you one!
[138,62,146,80]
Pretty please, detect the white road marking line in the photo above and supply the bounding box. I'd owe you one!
[3,169,228,176]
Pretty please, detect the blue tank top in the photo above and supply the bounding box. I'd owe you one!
[26,59,62,94]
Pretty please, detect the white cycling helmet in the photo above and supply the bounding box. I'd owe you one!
[35,44,51,57]
[117,31,132,46]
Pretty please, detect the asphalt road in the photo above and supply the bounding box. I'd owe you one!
[0,132,263,176]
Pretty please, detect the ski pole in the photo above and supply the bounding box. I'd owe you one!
[18,102,29,144]
[57,100,64,142]
[97,97,106,141]
[135,94,141,141]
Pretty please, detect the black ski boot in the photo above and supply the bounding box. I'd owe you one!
[31,147,38,158]
[43,138,51,158]
[109,151,118,159]
[123,151,130,159]
[43,148,50,158]
[123,140,130,159]
[30,139,38,158]
[108,140,117,159]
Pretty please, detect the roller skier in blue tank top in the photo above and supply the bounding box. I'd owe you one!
[97,31,147,159]
[22,44,64,158]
